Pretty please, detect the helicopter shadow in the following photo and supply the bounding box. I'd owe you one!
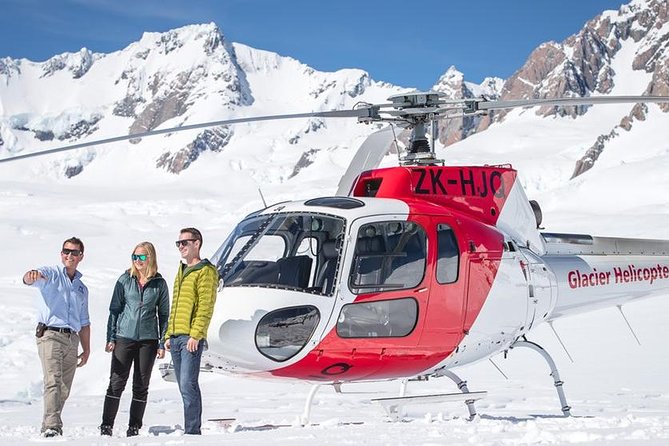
[148,425,182,435]
[478,413,595,423]
[232,423,293,432]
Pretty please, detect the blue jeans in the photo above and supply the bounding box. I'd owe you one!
[170,335,204,434]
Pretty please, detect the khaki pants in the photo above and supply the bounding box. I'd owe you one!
[36,330,79,432]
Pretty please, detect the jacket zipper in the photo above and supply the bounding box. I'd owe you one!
[136,275,155,340]
[137,277,144,340]
[170,266,183,335]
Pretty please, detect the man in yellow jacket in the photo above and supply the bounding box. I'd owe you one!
[164,227,218,435]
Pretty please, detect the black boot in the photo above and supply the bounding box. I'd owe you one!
[43,428,62,438]
[126,426,139,437]
[99,425,113,436]
[101,394,121,428]
[128,399,147,433]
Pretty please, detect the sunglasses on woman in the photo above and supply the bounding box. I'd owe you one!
[131,254,148,261]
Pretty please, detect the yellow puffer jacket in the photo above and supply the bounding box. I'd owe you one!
[165,260,218,340]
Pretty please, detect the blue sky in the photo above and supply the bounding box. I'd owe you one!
[0,0,625,90]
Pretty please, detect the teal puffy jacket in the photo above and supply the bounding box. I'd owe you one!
[106,271,170,348]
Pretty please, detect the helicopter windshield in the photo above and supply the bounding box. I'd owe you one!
[212,212,345,295]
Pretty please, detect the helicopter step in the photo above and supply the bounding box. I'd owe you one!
[158,361,213,382]
[371,391,487,422]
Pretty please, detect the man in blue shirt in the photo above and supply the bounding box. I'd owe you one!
[23,237,91,438]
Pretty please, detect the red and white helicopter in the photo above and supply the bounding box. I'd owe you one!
[4,92,669,423]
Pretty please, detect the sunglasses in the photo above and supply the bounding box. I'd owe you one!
[131,254,148,261]
[61,248,82,256]
[175,239,197,247]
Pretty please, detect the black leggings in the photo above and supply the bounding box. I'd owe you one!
[101,338,158,428]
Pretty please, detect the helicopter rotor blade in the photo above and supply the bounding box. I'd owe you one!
[0,107,378,164]
[4,93,669,166]
[469,95,669,113]
[335,126,396,196]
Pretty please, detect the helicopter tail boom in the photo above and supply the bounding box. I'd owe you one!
[540,234,669,319]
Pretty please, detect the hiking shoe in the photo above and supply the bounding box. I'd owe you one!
[100,424,113,436]
[42,428,62,438]
[126,426,139,437]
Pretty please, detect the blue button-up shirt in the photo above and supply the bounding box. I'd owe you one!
[32,265,90,332]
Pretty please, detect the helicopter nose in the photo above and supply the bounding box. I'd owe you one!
[204,288,326,374]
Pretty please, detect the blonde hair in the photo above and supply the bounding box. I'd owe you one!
[129,241,158,279]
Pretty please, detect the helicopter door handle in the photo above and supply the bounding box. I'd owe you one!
[415,287,428,293]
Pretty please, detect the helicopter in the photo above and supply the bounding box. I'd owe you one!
[3,91,669,424]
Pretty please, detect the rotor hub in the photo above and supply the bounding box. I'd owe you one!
[387,91,445,109]
[385,92,446,166]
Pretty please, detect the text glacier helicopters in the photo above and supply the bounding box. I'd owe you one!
[4,92,669,423]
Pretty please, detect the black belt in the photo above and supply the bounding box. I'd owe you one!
[45,326,72,333]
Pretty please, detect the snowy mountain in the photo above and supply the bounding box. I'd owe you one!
[2,0,665,185]
[0,23,405,179]
[496,0,669,177]
[502,0,669,111]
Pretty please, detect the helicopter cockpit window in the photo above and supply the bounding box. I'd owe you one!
[212,213,345,296]
[228,235,284,262]
[337,297,418,338]
[256,305,320,361]
[436,224,460,284]
[349,221,427,293]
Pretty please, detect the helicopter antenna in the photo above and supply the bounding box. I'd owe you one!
[258,188,268,208]
[616,305,642,346]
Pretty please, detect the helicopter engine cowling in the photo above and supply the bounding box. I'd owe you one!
[350,165,546,254]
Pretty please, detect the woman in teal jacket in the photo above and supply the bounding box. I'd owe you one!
[99,241,170,437]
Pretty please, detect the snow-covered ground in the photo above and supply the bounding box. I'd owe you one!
[1,94,669,444]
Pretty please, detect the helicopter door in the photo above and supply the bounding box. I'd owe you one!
[420,222,465,350]
[331,216,430,344]
[519,247,556,329]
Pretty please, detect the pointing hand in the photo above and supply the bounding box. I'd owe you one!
[23,270,45,285]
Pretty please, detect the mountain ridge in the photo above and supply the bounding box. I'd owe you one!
[1,0,668,184]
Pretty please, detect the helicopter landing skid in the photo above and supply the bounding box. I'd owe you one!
[371,391,487,422]
[435,369,481,419]
[509,339,572,416]
[299,372,485,425]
